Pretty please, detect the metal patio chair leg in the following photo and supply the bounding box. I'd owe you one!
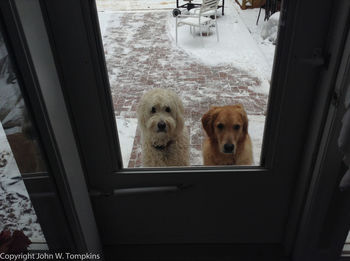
[200,25,204,46]
[176,17,178,44]
[215,19,219,42]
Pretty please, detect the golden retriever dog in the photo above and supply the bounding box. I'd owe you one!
[137,88,190,167]
[201,104,253,165]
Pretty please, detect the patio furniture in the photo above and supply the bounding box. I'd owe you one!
[189,5,216,17]
[176,0,225,15]
[175,0,220,44]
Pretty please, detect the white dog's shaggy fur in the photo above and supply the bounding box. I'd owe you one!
[137,88,190,167]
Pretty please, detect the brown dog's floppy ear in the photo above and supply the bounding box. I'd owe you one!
[202,107,219,138]
[238,104,248,133]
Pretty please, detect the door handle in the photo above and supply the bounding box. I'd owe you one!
[113,186,181,195]
[90,184,192,197]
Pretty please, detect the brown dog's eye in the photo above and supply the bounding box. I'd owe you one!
[217,123,224,130]
[233,124,240,130]
[165,107,171,113]
[151,107,156,113]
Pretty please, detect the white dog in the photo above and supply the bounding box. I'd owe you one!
[137,88,190,167]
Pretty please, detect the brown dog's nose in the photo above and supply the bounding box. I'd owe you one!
[158,121,166,130]
[224,143,234,153]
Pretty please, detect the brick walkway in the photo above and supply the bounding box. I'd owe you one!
[102,11,268,167]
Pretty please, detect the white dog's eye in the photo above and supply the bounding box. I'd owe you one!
[165,107,171,113]
[151,107,156,113]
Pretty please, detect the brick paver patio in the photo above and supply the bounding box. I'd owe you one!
[102,11,268,167]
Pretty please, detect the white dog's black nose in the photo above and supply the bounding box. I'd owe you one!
[224,143,234,153]
[158,121,166,131]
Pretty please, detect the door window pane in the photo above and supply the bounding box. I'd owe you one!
[0,29,46,245]
[96,0,281,168]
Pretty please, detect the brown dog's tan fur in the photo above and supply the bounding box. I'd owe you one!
[201,105,253,165]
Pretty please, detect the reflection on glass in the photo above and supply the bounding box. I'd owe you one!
[96,0,281,168]
[344,232,350,256]
[0,34,46,174]
[0,29,46,244]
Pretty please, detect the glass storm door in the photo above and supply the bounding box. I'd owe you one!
[27,0,346,258]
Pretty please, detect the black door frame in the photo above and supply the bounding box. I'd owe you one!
[284,0,350,257]
[37,0,349,258]
[1,0,350,259]
[292,1,350,258]
[0,0,103,255]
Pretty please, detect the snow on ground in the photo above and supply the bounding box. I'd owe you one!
[99,11,268,166]
[167,0,272,86]
[96,0,276,166]
[232,3,278,71]
[261,12,280,42]
[116,117,138,167]
[97,11,114,36]
[1,32,45,242]
[97,0,176,11]
[0,121,45,243]
[344,232,350,255]
[167,2,274,165]
[248,115,265,164]
[96,0,275,166]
